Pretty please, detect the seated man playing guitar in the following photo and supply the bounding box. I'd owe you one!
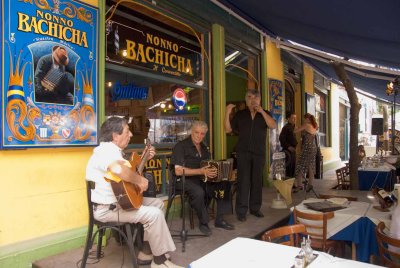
[86,117,183,268]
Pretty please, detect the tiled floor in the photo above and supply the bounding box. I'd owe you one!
[34,168,362,268]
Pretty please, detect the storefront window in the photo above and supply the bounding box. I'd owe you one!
[105,68,204,147]
[104,5,206,148]
[315,89,328,147]
[314,72,330,147]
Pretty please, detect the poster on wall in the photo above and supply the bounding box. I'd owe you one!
[268,79,284,179]
[1,0,98,148]
[305,93,316,116]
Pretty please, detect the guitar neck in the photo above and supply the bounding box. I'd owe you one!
[137,147,151,175]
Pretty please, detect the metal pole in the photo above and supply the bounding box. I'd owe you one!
[393,93,397,155]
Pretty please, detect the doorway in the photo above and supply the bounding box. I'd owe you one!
[339,102,349,160]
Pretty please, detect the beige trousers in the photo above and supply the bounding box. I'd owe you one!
[93,197,176,256]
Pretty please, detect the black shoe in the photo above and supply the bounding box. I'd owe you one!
[250,211,264,218]
[199,224,212,236]
[138,259,152,265]
[215,220,235,230]
[237,215,247,222]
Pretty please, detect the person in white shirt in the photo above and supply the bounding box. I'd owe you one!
[86,117,182,268]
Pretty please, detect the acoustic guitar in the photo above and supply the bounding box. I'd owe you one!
[108,139,151,210]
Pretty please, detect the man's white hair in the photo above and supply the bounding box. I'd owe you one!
[191,120,208,131]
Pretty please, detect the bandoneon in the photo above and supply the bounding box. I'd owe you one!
[41,68,65,92]
[200,159,233,182]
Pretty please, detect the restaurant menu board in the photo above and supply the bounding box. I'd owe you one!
[1,0,99,148]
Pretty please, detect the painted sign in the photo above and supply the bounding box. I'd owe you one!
[268,79,284,178]
[1,0,98,148]
[106,13,202,84]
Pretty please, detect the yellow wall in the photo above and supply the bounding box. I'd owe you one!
[0,0,98,247]
[266,40,283,81]
[0,148,92,246]
[83,0,98,6]
[303,64,314,94]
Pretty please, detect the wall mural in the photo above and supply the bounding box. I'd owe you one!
[1,0,98,148]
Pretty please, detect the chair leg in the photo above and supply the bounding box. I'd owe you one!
[231,183,237,214]
[189,208,195,230]
[165,194,175,221]
[125,224,139,268]
[96,227,105,259]
[135,224,144,250]
[80,223,94,268]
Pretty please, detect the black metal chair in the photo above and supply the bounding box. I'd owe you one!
[165,165,195,229]
[80,181,139,268]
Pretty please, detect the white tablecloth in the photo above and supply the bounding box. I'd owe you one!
[189,237,383,268]
[293,198,393,236]
[293,199,371,238]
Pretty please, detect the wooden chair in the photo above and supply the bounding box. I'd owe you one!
[81,181,139,268]
[318,194,358,202]
[261,224,306,247]
[334,167,350,190]
[376,222,400,267]
[293,208,343,255]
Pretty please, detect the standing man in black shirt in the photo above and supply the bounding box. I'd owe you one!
[225,89,276,222]
[171,121,234,236]
[279,111,298,177]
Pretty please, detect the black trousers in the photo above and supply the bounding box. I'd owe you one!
[178,177,231,225]
[236,152,265,217]
[285,149,296,178]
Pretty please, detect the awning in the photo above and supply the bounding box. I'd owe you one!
[302,57,393,103]
[213,0,400,102]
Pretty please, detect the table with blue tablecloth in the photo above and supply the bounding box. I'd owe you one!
[290,199,392,263]
[358,164,396,191]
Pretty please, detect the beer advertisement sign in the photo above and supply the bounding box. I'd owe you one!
[1,0,98,148]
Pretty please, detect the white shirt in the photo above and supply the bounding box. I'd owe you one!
[86,142,124,204]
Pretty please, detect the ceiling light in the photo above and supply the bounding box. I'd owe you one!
[224,50,240,64]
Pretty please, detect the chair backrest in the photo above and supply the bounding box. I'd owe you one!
[261,224,306,247]
[376,222,400,268]
[341,166,350,185]
[335,167,350,189]
[167,163,189,202]
[293,208,334,251]
[86,181,95,225]
[335,168,344,184]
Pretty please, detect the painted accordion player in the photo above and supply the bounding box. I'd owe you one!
[41,68,65,92]
[200,159,234,182]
